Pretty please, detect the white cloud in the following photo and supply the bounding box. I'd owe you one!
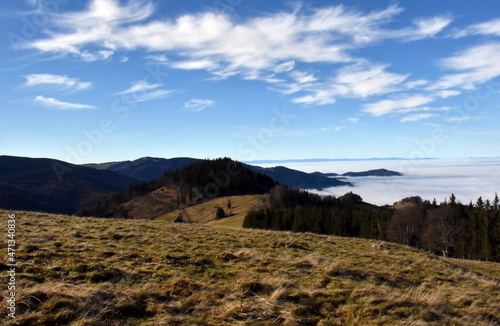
[408,16,453,40]
[348,118,359,123]
[290,71,317,84]
[24,2,443,86]
[145,54,168,62]
[80,49,113,62]
[398,106,452,114]
[358,14,452,43]
[115,80,163,95]
[24,74,91,91]
[400,113,436,122]
[445,116,474,123]
[364,95,434,116]
[434,90,461,98]
[405,80,428,89]
[289,62,408,106]
[452,18,500,38]
[26,0,154,61]
[34,95,95,110]
[114,80,173,102]
[184,99,215,111]
[20,1,457,111]
[274,61,295,73]
[133,89,172,102]
[333,63,408,98]
[293,91,336,106]
[171,59,219,70]
[431,42,500,90]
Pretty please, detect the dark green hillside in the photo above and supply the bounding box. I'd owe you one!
[77,157,277,218]
[0,156,140,214]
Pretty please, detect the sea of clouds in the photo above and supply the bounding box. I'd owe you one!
[257,158,500,206]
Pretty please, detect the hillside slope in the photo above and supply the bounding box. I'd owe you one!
[5,210,499,326]
[0,156,139,214]
[156,194,269,227]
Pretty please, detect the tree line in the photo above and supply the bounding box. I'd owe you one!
[243,186,500,262]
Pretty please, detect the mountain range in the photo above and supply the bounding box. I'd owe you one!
[0,155,139,214]
[0,155,402,215]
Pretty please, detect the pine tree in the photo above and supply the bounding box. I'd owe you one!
[215,206,226,220]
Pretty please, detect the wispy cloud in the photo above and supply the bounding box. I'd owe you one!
[290,62,409,106]
[115,81,163,95]
[444,115,474,123]
[363,95,434,116]
[134,89,173,103]
[34,95,95,110]
[430,42,500,90]
[333,63,408,98]
[25,0,154,61]
[114,80,173,102]
[400,113,436,122]
[184,99,216,112]
[145,54,168,62]
[452,18,500,38]
[24,74,91,91]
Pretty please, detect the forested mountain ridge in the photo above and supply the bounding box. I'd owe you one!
[76,157,277,218]
[86,157,354,189]
[0,155,139,214]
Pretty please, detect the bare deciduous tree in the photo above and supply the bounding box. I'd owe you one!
[386,206,425,246]
[423,206,460,257]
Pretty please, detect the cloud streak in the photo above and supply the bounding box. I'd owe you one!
[184,99,216,111]
[452,18,500,38]
[363,95,434,116]
[34,95,95,110]
[114,81,173,102]
[24,74,91,91]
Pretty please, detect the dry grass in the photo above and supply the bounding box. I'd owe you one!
[1,210,499,325]
[156,194,268,226]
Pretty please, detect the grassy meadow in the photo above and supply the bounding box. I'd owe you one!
[1,209,499,325]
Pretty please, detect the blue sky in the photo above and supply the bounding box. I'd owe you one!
[1,0,500,164]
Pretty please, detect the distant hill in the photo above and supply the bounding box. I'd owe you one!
[311,168,402,178]
[246,165,351,189]
[76,158,277,218]
[85,157,352,190]
[342,168,403,177]
[0,156,140,214]
[84,157,200,181]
